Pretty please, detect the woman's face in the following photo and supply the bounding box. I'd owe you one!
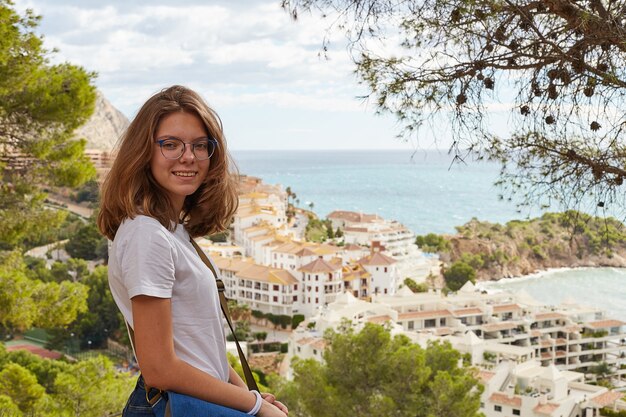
[150,111,211,213]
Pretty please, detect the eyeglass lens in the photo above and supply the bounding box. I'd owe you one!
[158,137,215,160]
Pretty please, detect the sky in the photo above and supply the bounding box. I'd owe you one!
[11,0,439,151]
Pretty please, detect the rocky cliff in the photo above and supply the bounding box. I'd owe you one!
[73,91,129,151]
[439,211,626,280]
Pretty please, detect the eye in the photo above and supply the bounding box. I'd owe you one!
[161,139,181,150]
[194,142,209,151]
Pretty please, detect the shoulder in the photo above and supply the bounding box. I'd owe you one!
[117,215,168,237]
[114,215,176,251]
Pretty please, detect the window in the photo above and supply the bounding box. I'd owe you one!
[494,405,502,412]
[293,296,298,302]
[313,349,317,355]
[513,409,520,416]
[273,296,278,302]
[294,285,298,290]
[440,318,446,326]
[425,319,436,328]
[408,321,414,330]
[384,288,388,294]
[315,298,318,303]
[273,285,279,291]
[384,267,387,273]
[315,275,319,281]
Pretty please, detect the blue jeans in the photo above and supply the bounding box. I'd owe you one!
[122,376,252,417]
[122,376,154,416]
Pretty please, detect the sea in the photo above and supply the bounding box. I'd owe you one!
[232,149,626,321]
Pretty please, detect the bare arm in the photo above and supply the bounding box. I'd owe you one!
[132,295,286,416]
[229,366,247,389]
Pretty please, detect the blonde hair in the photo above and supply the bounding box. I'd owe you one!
[97,85,239,240]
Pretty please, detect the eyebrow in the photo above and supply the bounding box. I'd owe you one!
[155,135,210,142]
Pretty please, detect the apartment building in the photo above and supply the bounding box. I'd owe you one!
[290,285,626,379]
[213,255,299,316]
[479,360,625,417]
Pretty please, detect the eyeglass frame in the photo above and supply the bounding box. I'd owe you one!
[154,136,218,161]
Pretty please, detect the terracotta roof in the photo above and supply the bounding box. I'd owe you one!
[296,337,315,346]
[250,234,273,242]
[492,304,522,313]
[533,403,560,415]
[344,244,362,251]
[299,258,340,273]
[534,312,566,321]
[367,315,393,324]
[358,252,396,266]
[451,307,483,317]
[237,265,298,285]
[327,210,381,223]
[434,327,453,336]
[344,226,369,233]
[310,339,327,350]
[489,392,522,408]
[269,270,299,285]
[478,370,496,383]
[587,319,625,329]
[314,244,342,255]
[213,257,254,273]
[482,322,517,332]
[591,391,623,407]
[398,309,452,320]
[295,247,317,256]
[273,242,304,254]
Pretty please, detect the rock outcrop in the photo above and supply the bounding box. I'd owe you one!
[440,212,626,281]
[74,91,129,151]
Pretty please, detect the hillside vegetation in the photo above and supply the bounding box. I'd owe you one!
[429,211,626,280]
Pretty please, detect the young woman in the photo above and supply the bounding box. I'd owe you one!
[98,85,288,417]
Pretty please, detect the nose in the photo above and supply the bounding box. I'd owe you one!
[179,143,196,162]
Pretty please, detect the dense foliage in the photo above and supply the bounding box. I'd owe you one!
[283,0,626,213]
[443,261,476,291]
[0,0,97,250]
[428,211,626,279]
[0,345,134,416]
[276,323,483,417]
[415,233,450,253]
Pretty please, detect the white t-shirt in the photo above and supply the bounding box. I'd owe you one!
[108,215,229,382]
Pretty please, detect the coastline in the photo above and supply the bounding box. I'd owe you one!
[476,266,626,321]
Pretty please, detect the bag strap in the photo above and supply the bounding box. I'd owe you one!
[124,238,259,403]
[189,238,259,392]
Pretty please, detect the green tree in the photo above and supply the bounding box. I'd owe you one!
[47,265,120,351]
[276,323,482,417]
[283,0,626,212]
[0,363,46,414]
[0,1,97,250]
[444,261,476,292]
[53,356,134,417]
[0,251,88,332]
[65,218,106,261]
[403,277,428,293]
[415,233,450,253]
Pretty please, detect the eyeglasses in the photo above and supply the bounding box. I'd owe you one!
[155,136,218,161]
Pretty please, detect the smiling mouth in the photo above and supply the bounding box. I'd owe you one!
[173,171,197,177]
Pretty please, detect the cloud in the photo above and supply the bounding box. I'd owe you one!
[13,0,357,115]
